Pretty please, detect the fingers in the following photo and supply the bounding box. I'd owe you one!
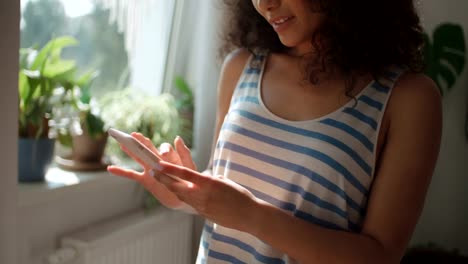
[159,142,182,164]
[174,136,197,170]
[107,165,143,182]
[131,133,161,157]
[158,173,197,198]
[120,145,149,170]
[158,160,206,185]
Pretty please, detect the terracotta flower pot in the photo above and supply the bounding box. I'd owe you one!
[72,131,108,163]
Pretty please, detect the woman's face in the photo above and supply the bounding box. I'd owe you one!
[252,0,324,55]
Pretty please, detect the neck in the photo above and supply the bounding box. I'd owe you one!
[287,42,315,57]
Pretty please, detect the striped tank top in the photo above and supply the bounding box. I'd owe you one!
[196,51,404,264]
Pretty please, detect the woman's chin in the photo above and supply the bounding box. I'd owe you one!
[278,39,299,49]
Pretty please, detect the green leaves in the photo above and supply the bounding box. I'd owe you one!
[99,89,181,158]
[173,76,193,110]
[83,110,106,139]
[30,36,78,71]
[424,23,466,96]
[19,36,79,138]
[77,70,99,105]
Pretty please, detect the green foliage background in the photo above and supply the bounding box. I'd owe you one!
[21,0,129,96]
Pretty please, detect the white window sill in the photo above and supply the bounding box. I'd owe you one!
[17,165,132,209]
[18,149,199,209]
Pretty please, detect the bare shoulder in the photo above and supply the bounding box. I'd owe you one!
[223,48,252,68]
[217,48,252,109]
[385,72,443,155]
[387,73,442,118]
[219,48,251,90]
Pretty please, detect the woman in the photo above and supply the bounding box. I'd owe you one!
[108,0,442,263]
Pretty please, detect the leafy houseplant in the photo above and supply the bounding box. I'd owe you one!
[99,88,182,210]
[173,76,194,148]
[18,36,79,182]
[52,70,109,170]
[424,23,466,96]
[72,84,108,163]
[423,22,467,140]
[99,88,182,161]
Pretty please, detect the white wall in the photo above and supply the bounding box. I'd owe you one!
[410,0,468,254]
[0,1,19,263]
[17,180,144,264]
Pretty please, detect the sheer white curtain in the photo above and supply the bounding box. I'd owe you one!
[99,0,175,95]
[174,0,224,169]
[99,0,225,169]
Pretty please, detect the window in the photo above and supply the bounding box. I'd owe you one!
[18,0,183,183]
[20,0,176,96]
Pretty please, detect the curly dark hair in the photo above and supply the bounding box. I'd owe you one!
[220,0,425,85]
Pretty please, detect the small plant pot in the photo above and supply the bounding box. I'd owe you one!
[72,131,108,163]
[18,138,55,182]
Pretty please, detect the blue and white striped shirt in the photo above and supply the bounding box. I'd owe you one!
[196,51,404,264]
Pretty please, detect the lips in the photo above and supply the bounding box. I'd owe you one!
[269,16,295,31]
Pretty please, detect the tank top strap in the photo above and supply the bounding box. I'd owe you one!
[229,50,268,107]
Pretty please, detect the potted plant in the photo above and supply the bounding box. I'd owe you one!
[173,76,194,148]
[18,36,79,182]
[98,88,182,210]
[99,88,182,160]
[51,70,109,171]
[71,85,108,164]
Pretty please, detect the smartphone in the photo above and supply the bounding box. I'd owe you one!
[107,128,181,182]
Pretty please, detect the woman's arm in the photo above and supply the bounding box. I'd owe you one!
[157,73,442,263]
[202,48,251,174]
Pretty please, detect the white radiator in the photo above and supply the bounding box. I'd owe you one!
[47,208,193,264]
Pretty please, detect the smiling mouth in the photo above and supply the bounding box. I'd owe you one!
[270,16,295,30]
[272,16,293,26]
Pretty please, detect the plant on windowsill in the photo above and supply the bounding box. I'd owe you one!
[18,36,81,182]
[51,69,110,171]
[173,76,194,148]
[98,88,182,162]
[98,88,182,210]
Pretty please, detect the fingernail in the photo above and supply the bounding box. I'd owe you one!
[178,136,185,143]
[160,143,170,154]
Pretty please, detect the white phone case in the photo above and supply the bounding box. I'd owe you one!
[108,128,181,181]
[108,128,198,214]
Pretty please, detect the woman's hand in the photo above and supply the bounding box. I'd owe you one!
[155,161,259,232]
[107,133,197,209]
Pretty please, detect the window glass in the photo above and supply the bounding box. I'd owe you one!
[20,0,175,96]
